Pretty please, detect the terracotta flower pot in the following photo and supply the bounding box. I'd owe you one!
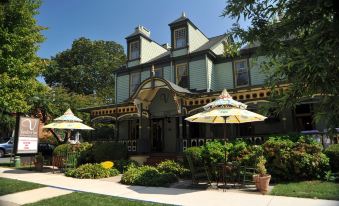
[259,175,271,194]
[252,174,260,190]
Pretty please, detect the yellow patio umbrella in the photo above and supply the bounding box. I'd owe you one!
[185,89,266,142]
[43,109,94,130]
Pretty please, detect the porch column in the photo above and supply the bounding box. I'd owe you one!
[178,116,183,152]
[139,103,143,140]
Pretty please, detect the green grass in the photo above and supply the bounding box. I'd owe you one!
[270,181,339,200]
[0,177,44,196]
[24,192,170,206]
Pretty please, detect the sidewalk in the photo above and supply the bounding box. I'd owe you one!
[0,167,338,206]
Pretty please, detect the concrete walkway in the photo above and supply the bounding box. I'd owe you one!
[0,167,338,206]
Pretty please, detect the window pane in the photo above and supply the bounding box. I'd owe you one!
[176,64,188,88]
[130,41,139,60]
[174,28,186,49]
[235,61,249,86]
[130,72,140,94]
[154,68,163,78]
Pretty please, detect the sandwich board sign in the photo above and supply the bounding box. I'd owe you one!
[15,117,39,154]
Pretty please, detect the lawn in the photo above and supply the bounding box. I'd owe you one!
[24,192,170,206]
[270,181,339,200]
[0,177,44,196]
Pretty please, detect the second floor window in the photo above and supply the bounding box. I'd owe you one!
[174,28,187,49]
[130,72,140,94]
[176,64,188,88]
[154,67,163,78]
[235,60,249,87]
[129,41,140,60]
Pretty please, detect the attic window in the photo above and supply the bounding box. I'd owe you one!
[174,28,187,49]
[129,41,140,60]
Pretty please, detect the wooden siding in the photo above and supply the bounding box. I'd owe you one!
[189,59,207,90]
[188,24,208,52]
[140,36,167,64]
[214,62,234,91]
[127,60,140,68]
[163,65,174,82]
[250,56,268,86]
[206,56,213,92]
[116,75,129,103]
[141,70,150,82]
[211,43,224,55]
[172,48,188,57]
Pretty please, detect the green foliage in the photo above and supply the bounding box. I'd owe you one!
[222,0,339,133]
[53,142,93,156]
[183,146,203,167]
[65,163,119,179]
[92,142,128,162]
[263,137,329,181]
[256,156,267,176]
[121,165,177,187]
[44,37,126,103]
[0,0,45,114]
[324,144,339,172]
[201,140,225,164]
[114,159,139,173]
[157,160,190,178]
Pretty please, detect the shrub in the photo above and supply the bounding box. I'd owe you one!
[157,160,190,178]
[121,165,177,186]
[263,137,329,181]
[53,142,93,156]
[65,163,119,179]
[114,159,139,173]
[183,146,203,167]
[324,144,339,172]
[201,140,225,164]
[92,142,127,162]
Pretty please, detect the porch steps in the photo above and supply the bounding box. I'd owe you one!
[145,153,179,166]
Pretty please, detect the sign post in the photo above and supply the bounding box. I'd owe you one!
[13,116,39,167]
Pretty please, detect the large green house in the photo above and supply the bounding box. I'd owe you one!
[81,14,319,163]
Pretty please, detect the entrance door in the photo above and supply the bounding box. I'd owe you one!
[151,119,164,152]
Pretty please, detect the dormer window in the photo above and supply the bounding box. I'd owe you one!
[129,41,140,60]
[174,28,187,49]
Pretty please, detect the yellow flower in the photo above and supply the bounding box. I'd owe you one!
[100,161,114,169]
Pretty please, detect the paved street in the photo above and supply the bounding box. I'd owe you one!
[1,167,338,206]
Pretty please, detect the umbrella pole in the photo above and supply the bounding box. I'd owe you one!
[224,117,227,163]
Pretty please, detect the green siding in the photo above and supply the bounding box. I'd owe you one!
[214,62,234,91]
[141,70,150,82]
[250,56,268,86]
[206,56,214,92]
[172,48,187,57]
[140,36,167,63]
[188,24,208,52]
[189,59,206,90]
[127,59,140,67]
[116,75,129,103]
[163,65,174,82]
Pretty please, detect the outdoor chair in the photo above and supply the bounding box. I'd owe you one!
[239,165,257,188]
[186,154,212,185]
[216,161,241,190]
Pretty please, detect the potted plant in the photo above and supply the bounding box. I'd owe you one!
[34,153,44,172]
[256,155,271,194]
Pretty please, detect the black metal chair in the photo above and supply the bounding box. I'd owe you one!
[186,154,212,185]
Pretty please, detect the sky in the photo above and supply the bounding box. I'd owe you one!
[36,0,250,59]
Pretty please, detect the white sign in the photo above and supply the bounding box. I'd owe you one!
[17,117,39,154]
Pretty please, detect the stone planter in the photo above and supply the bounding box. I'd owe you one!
[259,175,271,194]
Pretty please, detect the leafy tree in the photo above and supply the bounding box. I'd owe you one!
[43,37,126,103]
[0,0,45,114]
[222,0,339,133]
[30,86,106,143]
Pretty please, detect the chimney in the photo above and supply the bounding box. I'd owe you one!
[135,25,151,38]
[162,43,171,50]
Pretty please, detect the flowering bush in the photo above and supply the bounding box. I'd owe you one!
[101,161,114,169]
[65,163,119,179]
[121,165,177,186]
